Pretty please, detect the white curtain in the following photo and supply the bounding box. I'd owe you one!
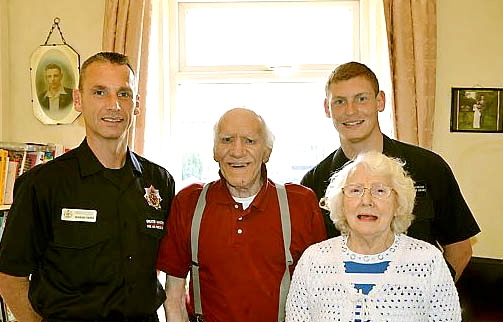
[360,0,395,139]
[142,0,178,174]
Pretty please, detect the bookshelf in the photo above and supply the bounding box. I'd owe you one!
[0,205,8,322]
[0,142,63,206]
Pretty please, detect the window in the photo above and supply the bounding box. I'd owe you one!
[178,1,358,71]
[144,0,392,189]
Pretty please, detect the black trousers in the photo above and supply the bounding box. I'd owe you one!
[43,313,160,322]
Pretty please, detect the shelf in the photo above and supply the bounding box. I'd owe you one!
[0,205,9,211]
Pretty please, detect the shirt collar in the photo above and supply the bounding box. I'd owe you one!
[213,163,272,211]
[331,148,351,172]
[76,139,142,177]
[382,134,401,158]
[44,86,67,98]
[333,134,396,169]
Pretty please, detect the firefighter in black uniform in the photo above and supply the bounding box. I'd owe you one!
[0,52,175,322]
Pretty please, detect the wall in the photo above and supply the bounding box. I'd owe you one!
[435,0,503,258]
[1,0,502,258]
[0,0,9,141]
[1,0,104,149]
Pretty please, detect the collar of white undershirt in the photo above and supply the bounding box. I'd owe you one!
[232,194,256,210]
[45,86,67,98]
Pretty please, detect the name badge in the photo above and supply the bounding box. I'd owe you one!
[61,208,97,222]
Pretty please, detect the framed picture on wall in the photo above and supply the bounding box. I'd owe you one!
[30,44,80,125]
[450,87,503,133]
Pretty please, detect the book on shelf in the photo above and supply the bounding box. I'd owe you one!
[0,142,66,205]
[3,160,18,205]
[0,149,8,205]
[0,208,8,242]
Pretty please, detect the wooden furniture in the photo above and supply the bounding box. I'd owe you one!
[457,256,503,321]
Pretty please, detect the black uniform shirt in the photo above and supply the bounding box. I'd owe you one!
[0,139,175,320]
[301,135,480,245]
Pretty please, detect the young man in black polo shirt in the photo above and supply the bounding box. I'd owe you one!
[301,61,480,281]
[0,52,175,322]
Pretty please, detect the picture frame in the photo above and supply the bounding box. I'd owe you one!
[30,44,80,125]
[450,87,503,133]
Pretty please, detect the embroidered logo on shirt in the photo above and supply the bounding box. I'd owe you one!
[144,185,162,210]
[146,219,165,230]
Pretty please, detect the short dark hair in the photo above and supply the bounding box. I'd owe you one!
[78,52,135,89]
[45,63,62,74]
[325,61,380,97]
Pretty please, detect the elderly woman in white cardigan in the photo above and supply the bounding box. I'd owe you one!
[286,151,461,322]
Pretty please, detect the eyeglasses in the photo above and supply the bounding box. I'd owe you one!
[342,183,393,199]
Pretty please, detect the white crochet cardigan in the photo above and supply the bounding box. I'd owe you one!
[285,234,461,322]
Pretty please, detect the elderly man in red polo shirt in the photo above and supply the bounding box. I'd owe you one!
[157,107,327,322]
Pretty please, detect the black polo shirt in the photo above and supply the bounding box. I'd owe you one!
[0,139,175,321]
[301,135,480,245]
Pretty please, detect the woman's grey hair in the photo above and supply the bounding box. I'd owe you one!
[213,107,275,149]
[321,151,416,234]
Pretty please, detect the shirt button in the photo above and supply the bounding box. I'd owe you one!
[237,228,243,234]
[238,217,243,221]
[127,256,133,261]
[234,204,239,209]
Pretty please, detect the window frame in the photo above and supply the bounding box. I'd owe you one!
[144,0,393,187]
[176,0,360,80]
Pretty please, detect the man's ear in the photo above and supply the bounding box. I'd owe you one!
[73,89,82,112]
[262,147,272,163]
[324,98,331,118]
[376,91,386,112]
[213,146,219,162]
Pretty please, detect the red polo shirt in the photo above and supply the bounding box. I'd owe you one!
[157,177,327,322]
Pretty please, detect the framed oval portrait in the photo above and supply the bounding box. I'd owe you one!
[30,44,80,125]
